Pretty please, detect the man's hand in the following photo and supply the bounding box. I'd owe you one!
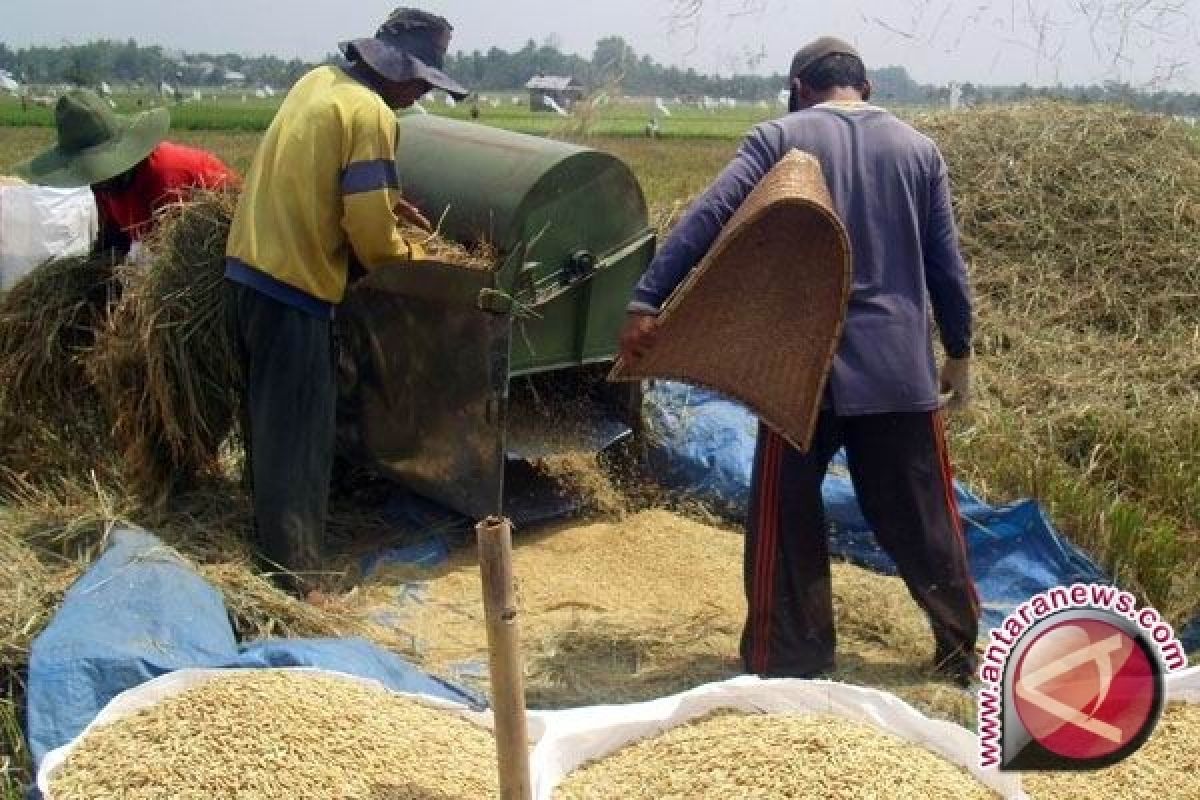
[393,197,432,232]
[939,356,971,412]
[619,312,661,364]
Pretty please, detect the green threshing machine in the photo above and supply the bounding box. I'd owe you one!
[338,115,657,520]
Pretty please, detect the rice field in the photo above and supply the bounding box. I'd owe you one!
[0,92,777,138]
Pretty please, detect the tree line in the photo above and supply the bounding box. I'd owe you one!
[0,39,312,90]
[2,36,1198,115]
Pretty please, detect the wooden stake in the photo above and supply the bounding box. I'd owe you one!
[476,516,532,800]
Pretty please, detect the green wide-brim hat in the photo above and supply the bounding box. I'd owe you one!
[15,91,169,188]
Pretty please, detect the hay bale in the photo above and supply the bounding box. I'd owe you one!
[1023,702,1200,799]
[47,670,498,799]
[89,193,241,498]
[553,711,998,799]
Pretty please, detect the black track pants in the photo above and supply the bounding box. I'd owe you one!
[740,410,980,677]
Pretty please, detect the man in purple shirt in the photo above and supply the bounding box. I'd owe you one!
[620,37,980,685]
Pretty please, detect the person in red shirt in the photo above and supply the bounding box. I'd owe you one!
[16,89,237,255]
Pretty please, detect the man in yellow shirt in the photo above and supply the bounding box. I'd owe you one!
[225,7,468,594]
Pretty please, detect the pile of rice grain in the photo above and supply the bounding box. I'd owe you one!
[48,670,498,800]
[373,510,973,725]
[553,711,997,799]
[1023,703,1200,800]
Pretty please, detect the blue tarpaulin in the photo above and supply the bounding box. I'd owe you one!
[26,528,482,774]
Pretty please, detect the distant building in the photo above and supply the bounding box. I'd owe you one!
[223,70,247,85]
[525,74,583,112]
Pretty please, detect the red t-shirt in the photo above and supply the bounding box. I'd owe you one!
[93,141,237,241]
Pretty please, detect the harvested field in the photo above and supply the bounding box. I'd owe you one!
[552,710,997,799]
[1022,703,1200,800]
[4,102,1200,797]
[47,670,498,799]
[375,509,974,725]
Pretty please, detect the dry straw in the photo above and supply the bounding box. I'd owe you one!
[88,192,241,500]
[0,252,119,484]
[553,710,998,799]
[912,103,1200,625]
[916,103,1200,334]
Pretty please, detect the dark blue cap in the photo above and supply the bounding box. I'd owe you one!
[339,7,469,99]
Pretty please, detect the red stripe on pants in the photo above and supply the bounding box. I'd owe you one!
[751,430,784,674]
[931,411,981,615]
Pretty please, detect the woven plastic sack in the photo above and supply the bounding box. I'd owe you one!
[530,675,1027,800]
[0,186,97,290]
[35,666,539,798]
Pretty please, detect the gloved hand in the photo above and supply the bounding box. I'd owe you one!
[939,356,970,412]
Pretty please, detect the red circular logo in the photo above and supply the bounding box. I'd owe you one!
[1011,617,1158,760]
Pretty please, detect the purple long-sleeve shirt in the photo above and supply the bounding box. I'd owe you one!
[631,103,971,416]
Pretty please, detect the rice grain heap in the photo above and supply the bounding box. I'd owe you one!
[1022,703,1200,800]
[48,670,498,800]
[552,710,998,799]
[375,510,974,725]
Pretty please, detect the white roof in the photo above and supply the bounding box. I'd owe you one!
[525,75,580,91]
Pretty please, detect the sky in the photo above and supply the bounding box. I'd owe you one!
[5,1,1199,90]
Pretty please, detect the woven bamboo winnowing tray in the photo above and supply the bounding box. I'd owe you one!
[611,150,852,452]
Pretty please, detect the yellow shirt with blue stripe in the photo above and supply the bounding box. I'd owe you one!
[225,65,423,318]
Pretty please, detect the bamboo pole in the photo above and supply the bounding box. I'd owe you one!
[476,516,532,800]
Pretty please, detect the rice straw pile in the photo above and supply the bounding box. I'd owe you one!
[371,509,974,725]
[553,710,997,799]
[916,103,1200,334]
[0,252,119,484]
[47,670,498,799]
[88,192,241,499]
[0,474,435,790]
[1023,703,1200,800]
[908,103,1200,627]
